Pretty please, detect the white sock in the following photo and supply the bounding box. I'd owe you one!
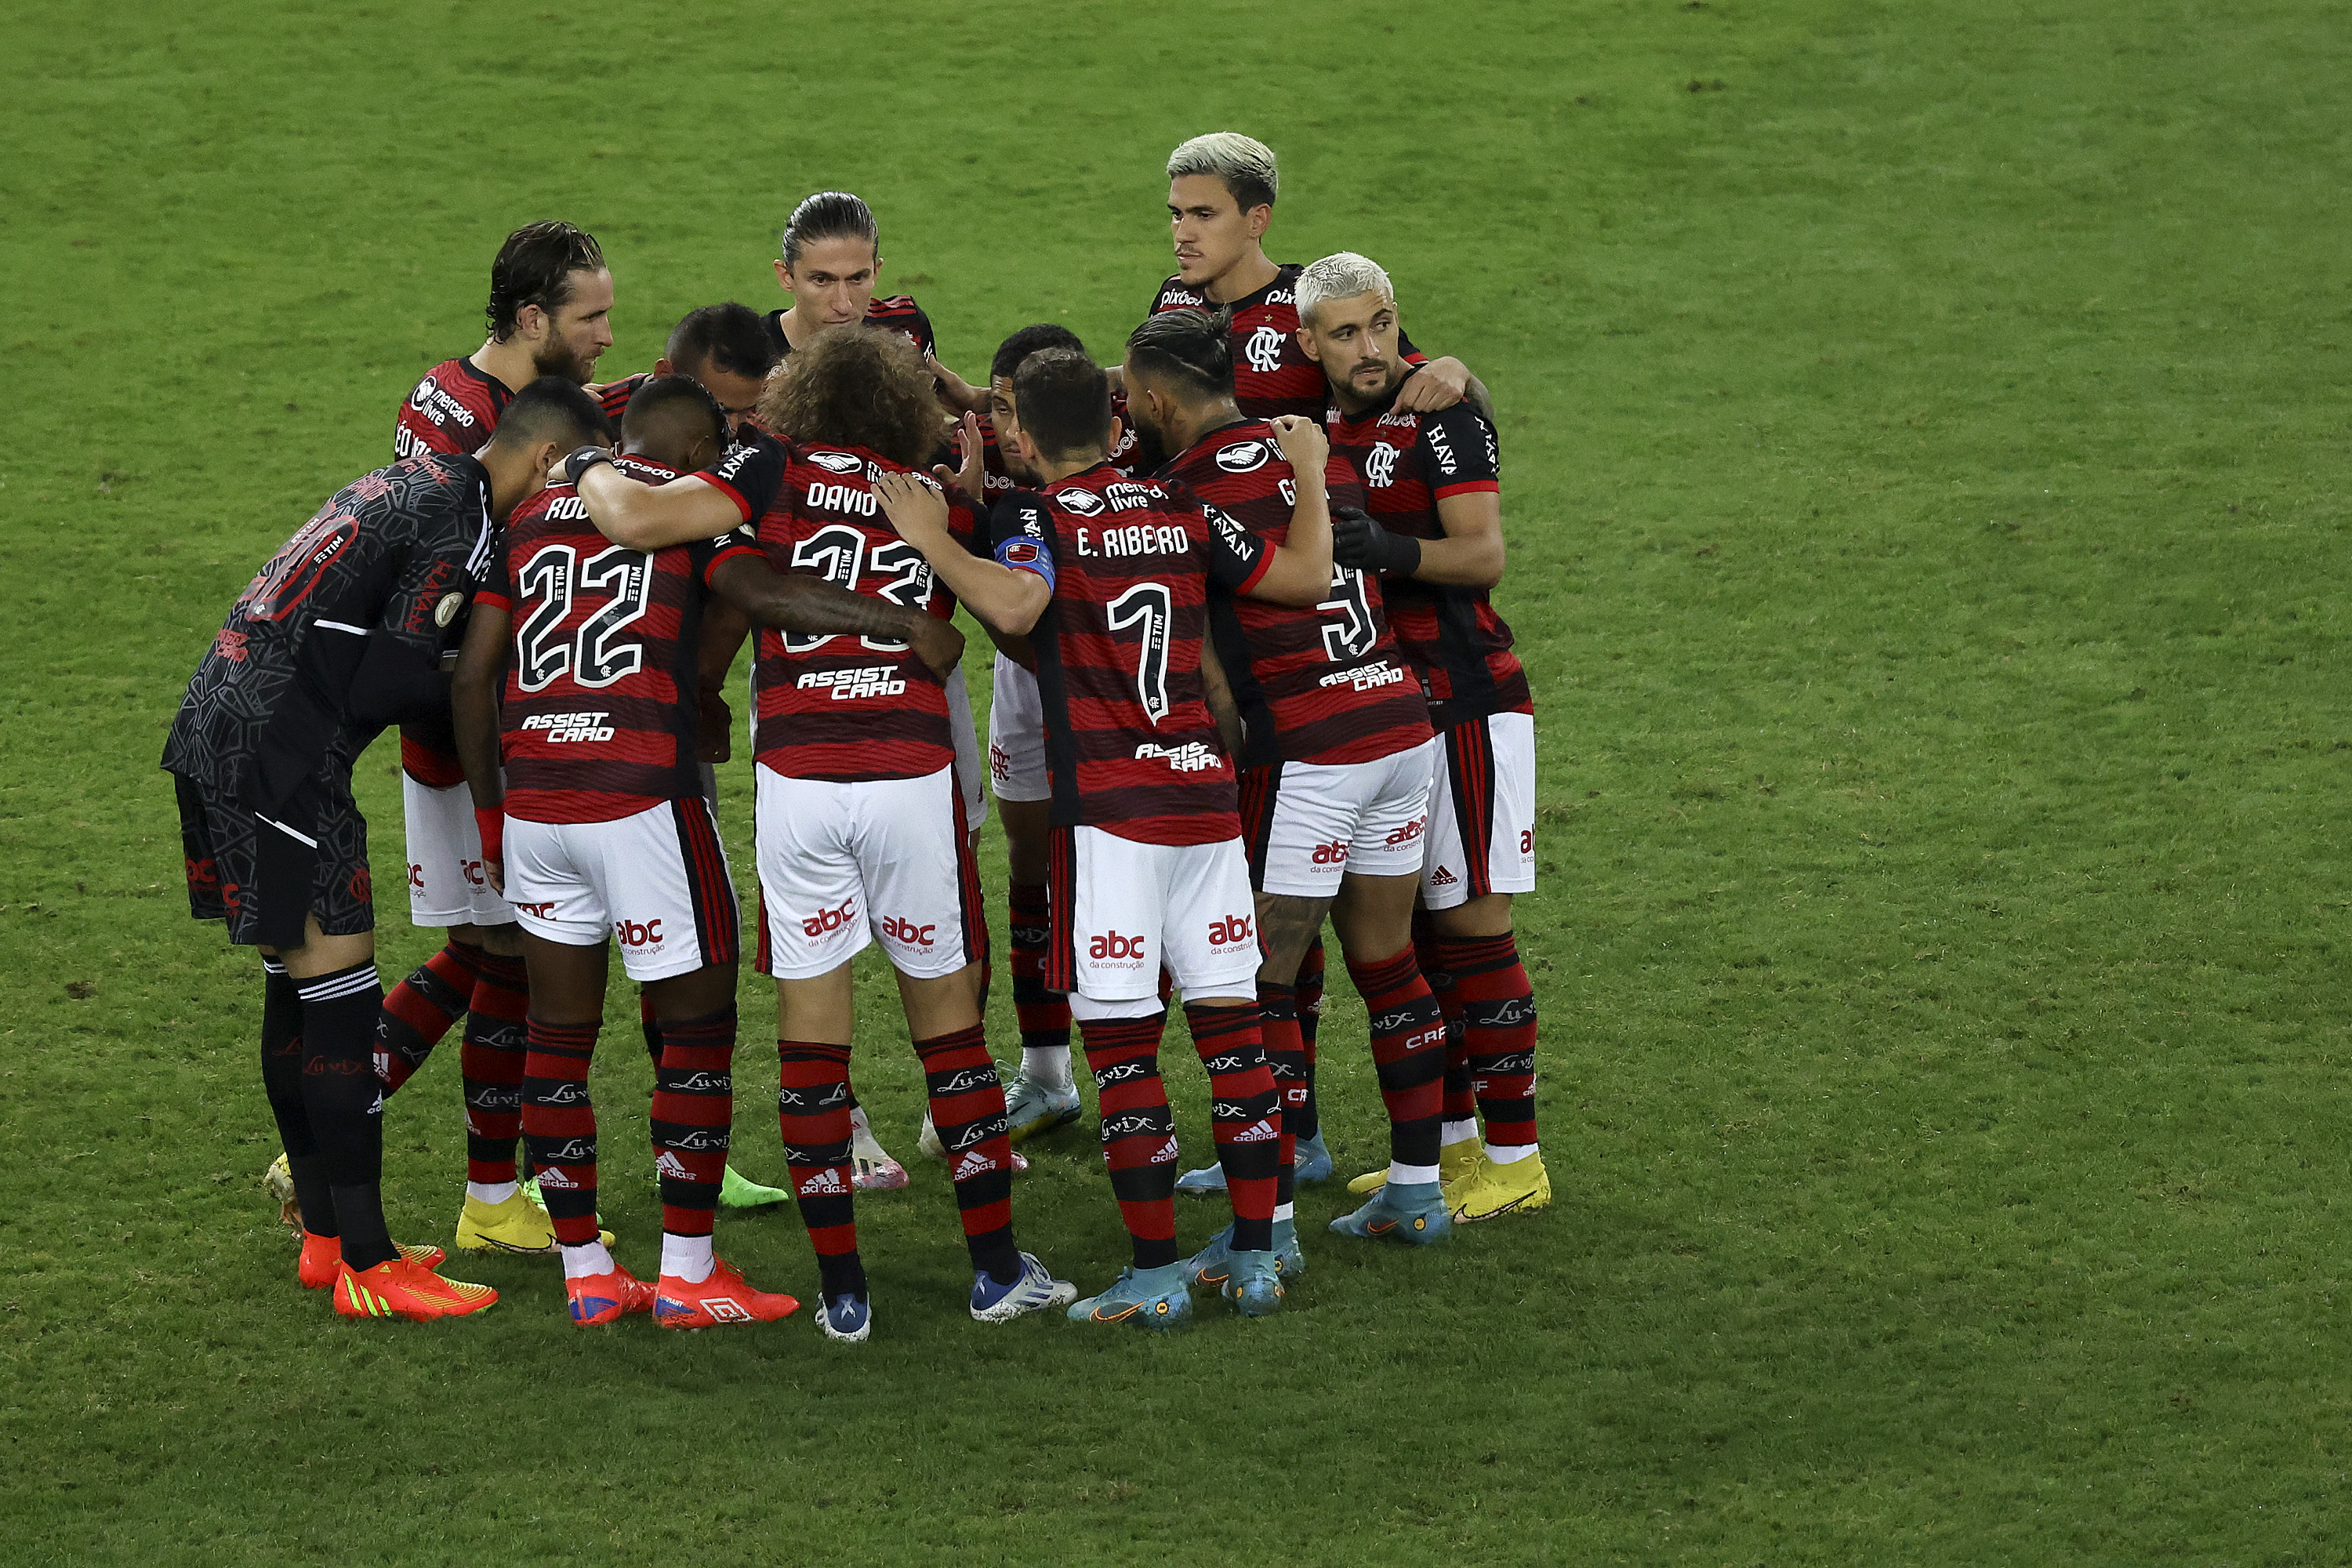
[466,1180,518,1205]
[1439,1120,1479,1149]
[1387,1161,1442,1187]
[1487,1141,1539,1165]
[661,1232,715,1283]
[1272,1202,1295,1225]
[560,1240,615,1280]
[1021,1044,1073,1091]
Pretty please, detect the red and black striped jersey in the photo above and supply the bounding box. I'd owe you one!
[394,354,514,786]
[596,372,650,426]
[993,463,1271,845]
[1325,375,1528,728]
[395,355,511,462]
[976,385,1144,506]
[479,456,757,825]
[697,433,976,782]
[1148,264,1424,422]
[1163,421,1432,770]
[760,294,936,361]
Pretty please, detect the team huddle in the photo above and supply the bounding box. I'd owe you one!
[163,132,1547,1337]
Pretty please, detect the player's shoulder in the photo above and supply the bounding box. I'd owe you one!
[1188,421,1286,479]
[866,296,934,351]
[597,372,649,421]
[1151,274,1208,314]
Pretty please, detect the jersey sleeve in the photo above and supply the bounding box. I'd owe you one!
[695,434,792,521]
[476,535,514,613]
[989,490,1058,590]
[909,303,938,361]
[1196,501,1272,596]
[700,521,764,582]
[1420,403,1500,498]
[1399,326,1427,366]
[597,373,647,423]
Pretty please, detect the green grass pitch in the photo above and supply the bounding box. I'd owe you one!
[2,0,2347,1560]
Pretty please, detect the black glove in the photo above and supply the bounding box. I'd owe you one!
[563,445,615,486]
[1331,507,1422,575]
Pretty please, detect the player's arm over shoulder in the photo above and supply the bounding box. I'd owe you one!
[576,436,786,550]
[1421,404,1505,590]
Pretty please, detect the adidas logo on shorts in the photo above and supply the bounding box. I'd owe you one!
[952,1149,996,1181]
[1430,866,1460,886]
[799,1167,850,1196]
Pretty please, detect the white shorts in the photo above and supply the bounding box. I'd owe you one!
[1422,710,1537,909]
[753,762,982,982]
[1048,826,1259,1003]
[401,775,516,928]
[946,663,989,831]
[1243,737,1440,899]
[503,798,741,982]
[986,652,1051,804]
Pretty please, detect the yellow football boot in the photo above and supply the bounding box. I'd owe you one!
[454,1188,612,1254]
[1345,1139,1483,1196]
[1446,1149,1551,1224]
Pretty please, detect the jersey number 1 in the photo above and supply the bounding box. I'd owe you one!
[1105,582,1174,724]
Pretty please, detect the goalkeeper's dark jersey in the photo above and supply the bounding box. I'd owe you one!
[162,453,498,809]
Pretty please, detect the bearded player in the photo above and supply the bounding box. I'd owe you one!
[166,376,610,1319]
[1125,307,1457,1263]
[875,348,1335,1327]
[1299,252,1548,1224]
[563,328,1073,1340]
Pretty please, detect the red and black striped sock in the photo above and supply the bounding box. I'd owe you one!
[1256,980,1306,1212]
[1417,917,1477,1128]
[1008,882,1070,1056]
[1184,1001,1279,1250]
[1438,932,1540,1152]
[1294,935,1326,1140]
[650,1009,735,1238]
[460,951,529,1185]
[917,1024,1021,1282]
[521,1018,601,1246]
[376,939,482,1095]
[1081,1011,1179,1270]
[778,1039,862,1298]
[1348,946,1447,1173]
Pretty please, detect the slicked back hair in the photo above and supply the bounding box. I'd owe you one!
[1166,132,1279,215]
[990,323,1089,385]
[1124,309,1236,404]
[757,325,939,469]
[666,303,779,382]
[485,221,605,342]
[780,191,879,271]
[486,376,612,453]
[619,375,728,466]
[1011,348,1113,463]
[1296,252,1397,328]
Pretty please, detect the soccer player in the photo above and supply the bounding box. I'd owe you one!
[1123,308,1457,1258]
[763,193,990,1182]
[873,348,1335,1327]
[563,327,1073,1340]
[922,325,1146,1152]
[596,301,780,436]
[1298,252,1548,1224]
[164,375,610,1319]
[1146,132,1486,423]
[378,221,616,1258]
[452,376,938,1329]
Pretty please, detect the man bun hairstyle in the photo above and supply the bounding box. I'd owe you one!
[1166,132,1279,214]
[1011,348,1113,463]
[1296,252,1396,328]
[489,376,613,452]
[990,323,1089,385]
[757,325,940,469]
[485,221,606,342]
[666,303,780,382]
[780,191,880,271]
[1124,308,1236,402]
[620,374,728,457]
